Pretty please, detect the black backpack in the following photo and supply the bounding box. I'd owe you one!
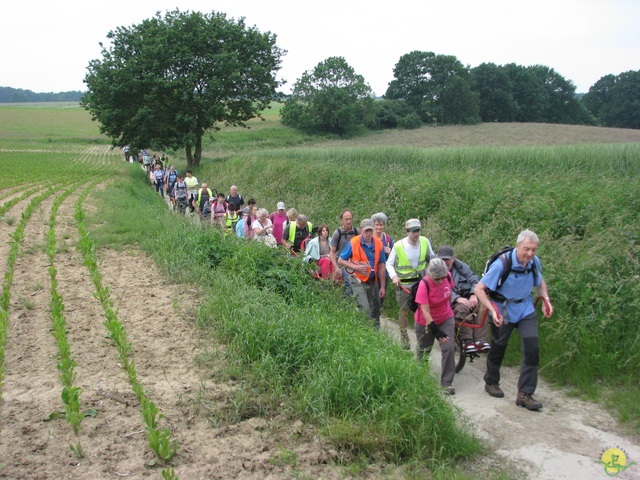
[407,278,427,312]
[407,272,453,312]
[482,246,538,301]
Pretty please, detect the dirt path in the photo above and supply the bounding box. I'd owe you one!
[381,317,640,479]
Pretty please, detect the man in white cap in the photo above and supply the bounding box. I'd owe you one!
[270,201,288,245]
[386,219,435,348]
[338,218,387,328]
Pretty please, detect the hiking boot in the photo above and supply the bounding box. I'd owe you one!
[516,392,543,411]
[400,330,411,350]
[444,386,455,395]
[485,383,504,398]
[463,340,477,354]
[476,341,491,353]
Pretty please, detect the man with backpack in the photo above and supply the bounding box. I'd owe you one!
[475,229,553,411]
[172,175,189,215]
[386,218,434,349]
[329,209,359,284]
[184,170,199,213]
[225,185,245,213]
[282,214,313,254]
[196,183,214,221]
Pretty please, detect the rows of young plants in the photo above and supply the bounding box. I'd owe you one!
[0,148,124,191]
[45,182,96,453]
[74,182,178,476]
[0,184,59,396]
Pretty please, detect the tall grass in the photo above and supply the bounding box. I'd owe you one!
[176,141,640,431]
[89,172,480,466]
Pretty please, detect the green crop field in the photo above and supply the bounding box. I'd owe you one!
[1,103,639,479]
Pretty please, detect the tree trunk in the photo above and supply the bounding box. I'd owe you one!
[185,134,202,168]
[185,144,194,169]
[193,134,202,167]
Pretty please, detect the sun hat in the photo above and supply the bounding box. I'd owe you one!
[405,218,421,231]
[360,218,375,231]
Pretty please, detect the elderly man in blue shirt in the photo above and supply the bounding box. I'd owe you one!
[475,229,553,411]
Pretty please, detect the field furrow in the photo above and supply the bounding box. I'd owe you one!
[51,186,153,478]
[0,192,75,477]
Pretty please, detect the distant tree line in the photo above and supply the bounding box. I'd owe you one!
[79,10,639,160]
[282,52,640,134]
[0,86,84,103]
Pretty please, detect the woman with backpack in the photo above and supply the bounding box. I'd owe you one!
[210,192,228,228]
[414,257,456,395]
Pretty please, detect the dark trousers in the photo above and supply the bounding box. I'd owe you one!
[484,311,539,394]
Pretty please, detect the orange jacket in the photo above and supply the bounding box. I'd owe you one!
[349,235,383,283]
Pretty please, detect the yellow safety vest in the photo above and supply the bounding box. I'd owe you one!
[286,222,313,244]
[394,237,430,281]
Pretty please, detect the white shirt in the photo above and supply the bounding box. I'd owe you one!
[386,237,423,279]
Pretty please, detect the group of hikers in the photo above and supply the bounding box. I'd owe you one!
[138,153,554,411]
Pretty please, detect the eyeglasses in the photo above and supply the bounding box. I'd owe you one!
[407,229,421,233]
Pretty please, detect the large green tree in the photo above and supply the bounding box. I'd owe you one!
[472,63,592,125]
[385,51,479,125]
[280,56,373,135]
[82,10,285,167]
[528,65,593,124]
[470,63,517,122]
[583,70,640,129]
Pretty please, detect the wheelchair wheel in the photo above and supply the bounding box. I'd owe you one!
[455,336,466,373]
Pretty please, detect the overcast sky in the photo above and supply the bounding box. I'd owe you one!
[2,0,639,96]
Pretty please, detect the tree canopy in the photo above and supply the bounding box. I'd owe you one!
[81,9,285,167]
[385,51,479,125]
[471,63,593,125]
[280,56,374,135]
[583,70,640,129]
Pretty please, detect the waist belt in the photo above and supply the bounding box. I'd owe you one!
[401,278,420,283]
[507,298,527,304]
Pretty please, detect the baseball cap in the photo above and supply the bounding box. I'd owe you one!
[437,246,455,260]
[405,219,421,231]
[360,218,375,231]
[277,201,285,210]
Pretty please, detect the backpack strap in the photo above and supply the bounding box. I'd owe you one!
[497,250,538,288]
